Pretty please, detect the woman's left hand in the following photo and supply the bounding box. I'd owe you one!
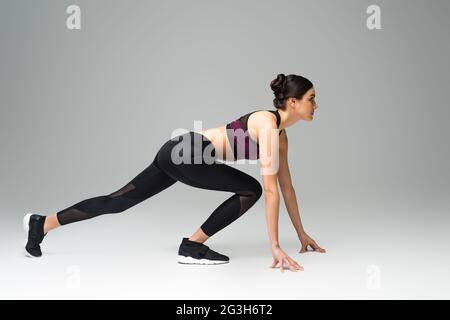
[299,232,326,253]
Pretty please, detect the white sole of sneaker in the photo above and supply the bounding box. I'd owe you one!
[177,255,229,265]
[23,213,35,258]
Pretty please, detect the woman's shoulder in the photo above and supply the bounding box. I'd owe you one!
[249,109,279,128]
[245,109,281,139]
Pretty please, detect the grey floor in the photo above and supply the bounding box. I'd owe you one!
[1,198,449,300]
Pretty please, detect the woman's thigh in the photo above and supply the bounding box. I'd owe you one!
[155,132,262,195]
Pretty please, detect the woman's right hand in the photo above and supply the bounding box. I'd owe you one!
[270,245,304,272]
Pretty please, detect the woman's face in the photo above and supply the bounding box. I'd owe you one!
[291,87,318,121]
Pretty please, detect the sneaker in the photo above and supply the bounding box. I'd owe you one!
[177,237,229,265]
[23,213,47,257]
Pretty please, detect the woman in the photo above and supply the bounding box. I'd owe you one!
[23,73,325,272]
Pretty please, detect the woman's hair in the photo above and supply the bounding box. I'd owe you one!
[270,73,313,109]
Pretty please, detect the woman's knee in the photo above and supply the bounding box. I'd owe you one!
[104,196,140,214]
[251,182,263,200]
[238,180,263,200]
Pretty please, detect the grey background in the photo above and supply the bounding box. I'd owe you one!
[1,0,449,299]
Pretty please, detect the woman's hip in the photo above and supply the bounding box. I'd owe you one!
[155,131,216,167]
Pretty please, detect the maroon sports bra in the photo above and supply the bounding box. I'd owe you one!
[225,109,283,160]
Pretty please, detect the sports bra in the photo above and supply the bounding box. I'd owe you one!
[225,109,283,160]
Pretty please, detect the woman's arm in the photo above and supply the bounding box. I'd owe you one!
[277,129,326,253]
[277,129,305,237]
[257,117,282,247]
[258,118,303,271]
[261,173,280,247]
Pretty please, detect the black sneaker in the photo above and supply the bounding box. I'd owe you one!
[177,237,229,265]
[23,213,47,257]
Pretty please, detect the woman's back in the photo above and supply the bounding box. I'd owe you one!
[200,109,282,161]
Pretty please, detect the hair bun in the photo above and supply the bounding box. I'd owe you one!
[270,73,314,109]
[270,73,286,94]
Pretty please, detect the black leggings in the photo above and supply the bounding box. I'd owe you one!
[56,131,263,237]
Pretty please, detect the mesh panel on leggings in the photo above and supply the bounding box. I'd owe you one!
[108,183,136,197]
[57,183,140,225]
[58,208,96,224]
[238,190,258,216]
